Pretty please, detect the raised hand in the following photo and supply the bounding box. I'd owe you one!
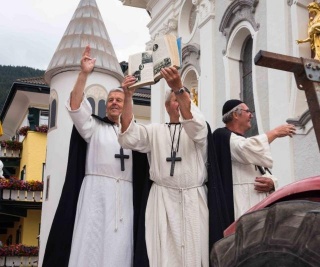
[273,124,296,138]
[121,75,138,96]
[160,67,183,92]
[81,45,96,74]
[267,123,296,143]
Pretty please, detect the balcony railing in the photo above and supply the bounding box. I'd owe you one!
[0,190,42,202]
[0,149,20,158]
[0,244,38,267]
[0,256,38,267]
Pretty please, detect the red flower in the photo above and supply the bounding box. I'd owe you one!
[0,244,38,257]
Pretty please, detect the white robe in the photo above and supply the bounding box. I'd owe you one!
[119,104,209,267]
[66,98,133,267]
[230,133,278,220]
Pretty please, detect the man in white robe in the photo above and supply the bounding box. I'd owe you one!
[43,45,136,267]
[120,67,209,267]
[212,99,296,221]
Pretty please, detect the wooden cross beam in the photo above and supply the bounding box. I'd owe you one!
[254,50,320,151]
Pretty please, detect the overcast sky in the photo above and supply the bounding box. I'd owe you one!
[0,0,150,70]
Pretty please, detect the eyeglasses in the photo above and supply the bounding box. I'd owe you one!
[240,109,255,115]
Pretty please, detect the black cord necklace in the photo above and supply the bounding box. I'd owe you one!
[166,123,182,176]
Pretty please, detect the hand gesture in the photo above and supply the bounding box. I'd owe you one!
[160,67,183,91]
[273,124,296,138]
[81,45,96,74]
[121,75,138,97]
[254,177,275,193]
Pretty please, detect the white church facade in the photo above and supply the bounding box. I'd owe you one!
[121,0,320,183]
[38,0,320,265]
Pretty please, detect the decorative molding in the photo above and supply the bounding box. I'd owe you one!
[86,84,108,100]
[181,44,201,76]
[182,44,201,61]
[286,109,311,131]
[49,89,58,102]
[219,0,260,52]
[151,18,178,40]
[193,0,215,26]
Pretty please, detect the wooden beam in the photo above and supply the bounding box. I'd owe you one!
[254,50,320,152]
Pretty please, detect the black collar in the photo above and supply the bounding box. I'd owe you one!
[166,122,181,125]
[91,114,115,125]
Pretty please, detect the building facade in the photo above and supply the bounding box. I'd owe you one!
[121,0,320,186]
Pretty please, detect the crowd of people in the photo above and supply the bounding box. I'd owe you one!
[43,45,296,267]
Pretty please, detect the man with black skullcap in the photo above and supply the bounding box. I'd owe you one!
[212,99,296,223]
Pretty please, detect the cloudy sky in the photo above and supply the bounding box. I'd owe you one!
[0,0,150,70]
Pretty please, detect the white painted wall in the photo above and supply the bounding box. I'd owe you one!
[141,0,319,188]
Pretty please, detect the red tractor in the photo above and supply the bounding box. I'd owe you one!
[210,175,320,267]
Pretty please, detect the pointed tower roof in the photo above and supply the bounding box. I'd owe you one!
[45,0,123,84]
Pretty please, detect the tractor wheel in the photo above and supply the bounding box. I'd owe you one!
[210,200,320,267]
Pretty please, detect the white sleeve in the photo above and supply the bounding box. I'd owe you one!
[118,116,152,153]
[181,102,208,148]
[230,133,273,168]
[65,96,96,142]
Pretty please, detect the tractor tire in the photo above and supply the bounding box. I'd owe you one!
[210,200,320,267]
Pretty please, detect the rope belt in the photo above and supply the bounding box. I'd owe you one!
[154,182,204,267]
[233,182,255,185]
[85,173,132,232]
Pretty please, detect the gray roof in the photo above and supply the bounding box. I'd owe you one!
[12,76,150,101]
[45,0,123,84]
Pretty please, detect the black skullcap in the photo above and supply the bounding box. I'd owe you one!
[222,99,243,115]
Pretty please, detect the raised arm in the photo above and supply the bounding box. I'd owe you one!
[266,123,296,143]
[120,75,138,132]
[70,45,96,110]
[161,67,193,120]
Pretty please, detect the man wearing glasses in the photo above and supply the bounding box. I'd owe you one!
[212,99,296,225]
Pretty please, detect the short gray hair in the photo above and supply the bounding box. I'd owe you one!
[222,104,242,123]
[165,87,191,104]
[109,87,124,94]
[107,88,124,99]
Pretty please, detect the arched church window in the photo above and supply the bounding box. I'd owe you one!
[49,90,58,130]
[189,4,197,33]
[241,36,258,137]
[98,99,106,118]
[85,85,108,116]
[179,1,198,43]
[49,99,56,129]
[87,97,96,114]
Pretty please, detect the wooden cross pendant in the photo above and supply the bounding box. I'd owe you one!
[115,148,130,171]
[166,151,182,176]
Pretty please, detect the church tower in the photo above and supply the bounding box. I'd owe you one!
[38,0,123,264]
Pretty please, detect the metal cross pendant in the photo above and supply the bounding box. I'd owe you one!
[115,147,130,171]
[166,151,182,176]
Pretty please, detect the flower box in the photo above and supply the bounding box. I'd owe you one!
[0,256,38,266]
[33,191,42,202]
[18,125,48,136]
[26,191,33,201]
[2,189,10,200]
[0,244,39,257]
[0,140,22,151]
[0,178,43,192]
[3,256,15,266]
[2,189,22,201]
